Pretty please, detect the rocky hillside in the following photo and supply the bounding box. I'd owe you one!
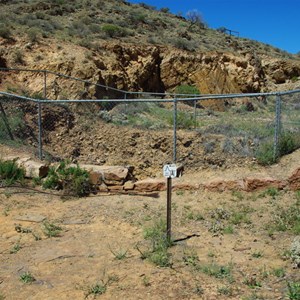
[1,0,300,98]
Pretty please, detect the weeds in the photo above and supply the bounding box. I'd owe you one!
[136,219,172,267]
[42,221,62,238]
[287,282,300,300]
[230,211,251,225]
[142,275,151,287]
[43,160,91,197]
[10,242,21,254]
[109,245,128,260]
[201,262,233,280]
[243,275,262,289]
[183,249,200,267]
[85,274,118,298]
[252,251,263,258]
[0,159,25,185]
[19,272,35,284]
[270,198,300,233]
[223,225,234,234]
[259,187,279,199]
[272,267,285,278]
[86,282,107,297]
[194,284,204,295]
[185,211,204,221]
[218,285,233,296]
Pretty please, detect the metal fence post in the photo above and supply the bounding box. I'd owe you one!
[194,99,197,123]
[0,102,14,140]
[38,101,43,160]
[37,71,47,160]
[173,97,177,163]
[43,71,47,98]
[273,94,282,160]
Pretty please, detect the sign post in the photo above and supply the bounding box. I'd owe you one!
[163,164,177,241]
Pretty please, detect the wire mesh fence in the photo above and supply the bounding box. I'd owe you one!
[1,68,300,173]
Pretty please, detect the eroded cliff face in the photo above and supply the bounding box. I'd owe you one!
[1,38,300,99]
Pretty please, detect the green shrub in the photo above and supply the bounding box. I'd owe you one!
[102,24,128,38]
[27,28,40,43]
[19,272,36,284]
[257,132,300,165]
[287,282,300,300]
[160,7,170,13]
[175,84,200,96]
[176,111,197,129]
[278,132,300,156]
[42,221,62,238]
[138,219,172,267]
[0,159,25,185]
[255,140,275,165]
[271,199,300,233]
[0,26,12,39]
[42,160,91,197]
[12,49,24,64]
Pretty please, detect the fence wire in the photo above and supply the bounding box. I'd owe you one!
[0,68,300,173]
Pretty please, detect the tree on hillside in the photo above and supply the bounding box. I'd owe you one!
[186,9,206,30]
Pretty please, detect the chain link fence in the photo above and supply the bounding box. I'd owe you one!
[1,68,300,174]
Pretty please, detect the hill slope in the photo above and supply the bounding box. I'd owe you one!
[0,0,300,97]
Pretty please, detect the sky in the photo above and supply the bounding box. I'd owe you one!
[128,0,300,54]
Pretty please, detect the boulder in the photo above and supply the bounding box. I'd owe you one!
[243,177,286,192]
[15,157,49,178]
[288,167,300,191]
[81,165,132,185]
[134,178,166,192]
[173,182,198,191]
[204,180,244,192]
[124,181,135,190]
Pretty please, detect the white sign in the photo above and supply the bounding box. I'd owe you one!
[163,164,177,178]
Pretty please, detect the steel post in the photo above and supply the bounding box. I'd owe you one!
[173,98,177,163]
[194,99,197,126]
[43,71,47,98]
[273,94,282,160]
[38,102,42,160]
[166,177,172,241]
[0,102,14,140]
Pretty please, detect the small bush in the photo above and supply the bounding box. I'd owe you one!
[19,272,35,284]
[278,132,300,156]
[255,140,275,165]
[42,160,91,197]
[271,199,300,233]
[176,111,197,129]
[201,262,232,279]
[160,7,170,13]
[138,219,172,267]
[0,26,12,39]
[27,28,40,43]
[287,281,300,300]
[42,221,62,238]
[102,24,128,38]
[12,50,24,64]
[175,84,200,96]
[0,159,25,185]
[257,132,300,165]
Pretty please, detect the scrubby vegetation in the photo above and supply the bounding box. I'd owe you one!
[43,160,91,197]
[0,159,25,185]
[0,0,296,58]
